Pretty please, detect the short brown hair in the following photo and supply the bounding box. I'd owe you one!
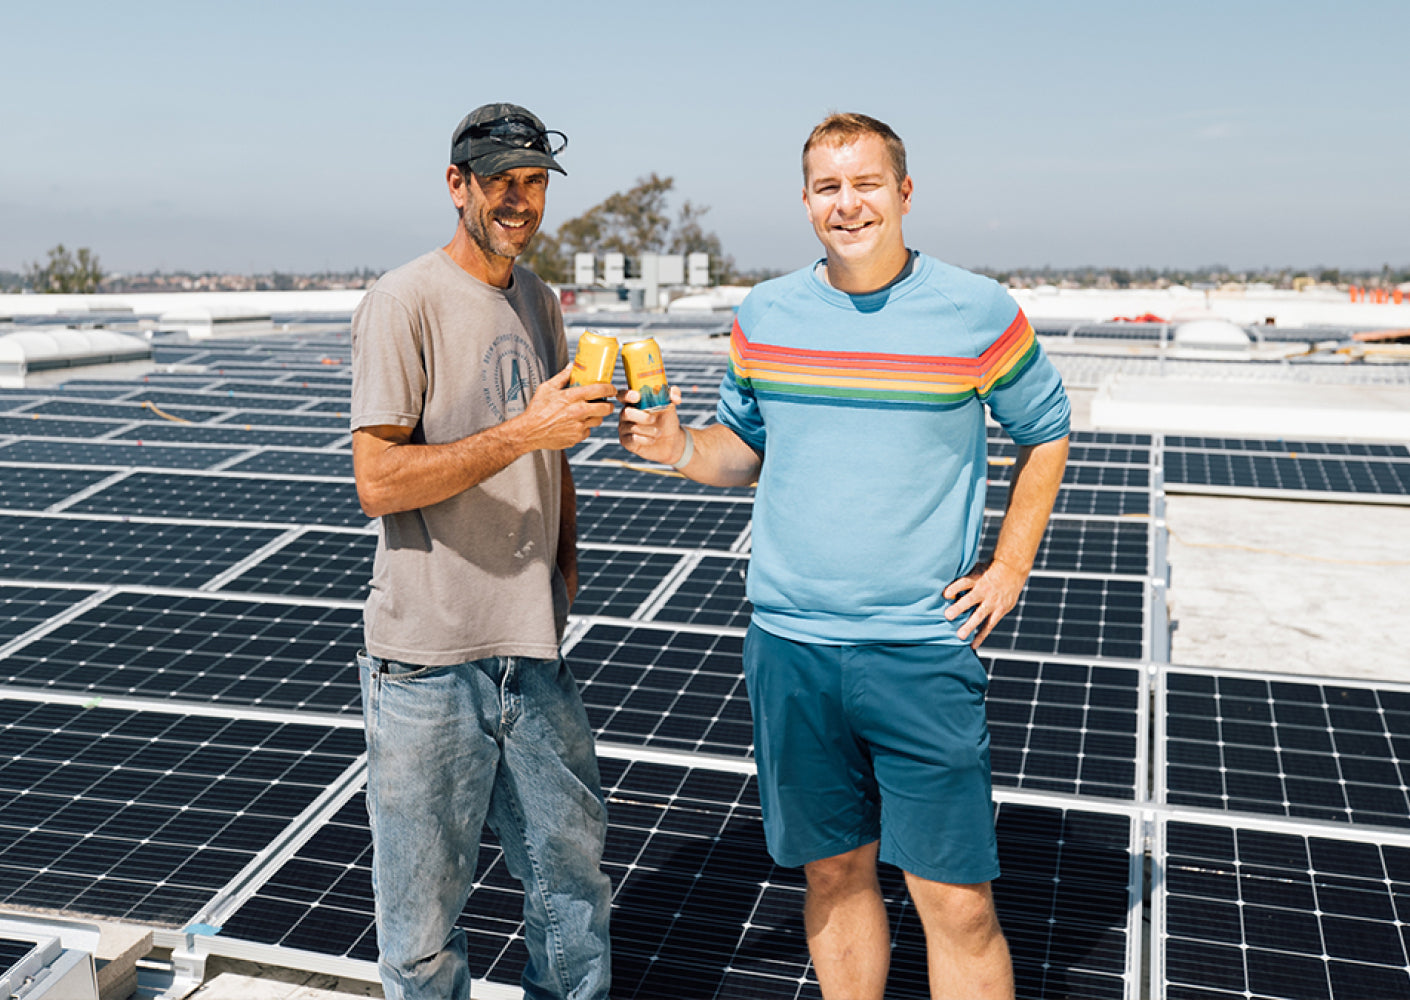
[802,112,908,184]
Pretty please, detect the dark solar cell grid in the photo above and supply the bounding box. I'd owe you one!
[0,467,112,510]
[577,495,752,551]
[25,399,231,423]
[990,439,1152,465]
[987,427,1154,449]
[127,389,310,411]
[1161,819,1410,1000]
[1046,486,1150,517]
[0,593,363,714]
[218,773,1137,1000]
[221,450,353,478]
[215,381,351,400]
[985,657,1143,800]
[0,393,46,411]
[568,623,753,756]
[0,438,245,470]
[0,585,96,647]
[112,423,344,448]
[0,416,128,439]
[982,515,1151,577]
[651,556,752,630]
[1164,451,1410,496]
[300,398,353,413]
[216,411,351,429]
[572,548,683,619]
[983,576,1147,660]
[1164,670,1410,829]
[0,936,37,973]
[0,699,364,925]
[0,515,283,589]
[215,531,374,602]
[20,384,137,399]
[989,462,1152,489]
[1165,435,1410,459]
[570,461,755,498]
[68,472,364,526]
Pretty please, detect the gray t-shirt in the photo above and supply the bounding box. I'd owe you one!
[350,249,570,665]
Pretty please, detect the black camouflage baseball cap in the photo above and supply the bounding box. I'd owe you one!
[450,103,567,176]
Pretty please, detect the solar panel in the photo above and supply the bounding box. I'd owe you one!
[0,592,363,714]
[216,410,351,429]
[212,763,1142,1000]
[112,423,345,448]
[983,515,1152,577]
[0,466,113,510]
[1164,450,1410,499]
[118,389,311,411]
[572,547,686,619]
[1155,815,1410,1000]
[1165,435,1410,459]
[66,472,365,526]
[0,697,364,925]
[565,623,753,757]
[221,450,353,477]
[214,530,374,602]
[571,460,755,498]
[577,494,753,551]
[990,462,1153,489]
[1159,668,1410,829]
[24,398,231,423]
[0,584,98,648]
[649,555,752,629]
[1036,486,1150,517]
[985,655,1145,800]
[0,513,285,589]
[975,575,1151,661]
[0,415,129,439]
[0,438,247,470]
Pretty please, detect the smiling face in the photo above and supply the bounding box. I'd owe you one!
[445,164,549,286]
[462,166,548,260]
[802,133,913,293]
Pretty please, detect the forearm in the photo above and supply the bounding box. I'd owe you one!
[353,422,529,517]
[991,436,1070,574]
[670,424,762,489]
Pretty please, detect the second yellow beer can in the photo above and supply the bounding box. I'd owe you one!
[621,337,671,411]
[568,330,618,392]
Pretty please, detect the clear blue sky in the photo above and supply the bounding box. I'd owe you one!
[3,0,1407,276]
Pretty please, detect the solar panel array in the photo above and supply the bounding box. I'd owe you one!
[0,320,1405,998]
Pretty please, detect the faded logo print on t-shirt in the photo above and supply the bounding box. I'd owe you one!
[480,332,541,421]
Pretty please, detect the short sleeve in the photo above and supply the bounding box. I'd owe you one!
[976,293,1070,445]
[350,288,427,431]
[716,318,767,453]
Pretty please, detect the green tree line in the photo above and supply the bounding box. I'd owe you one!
[520,173,736,285]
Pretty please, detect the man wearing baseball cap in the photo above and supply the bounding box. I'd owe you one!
[350,103,614,1000]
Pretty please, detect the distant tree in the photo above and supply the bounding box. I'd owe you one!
[519,173,736,285]
[24,244,104,293]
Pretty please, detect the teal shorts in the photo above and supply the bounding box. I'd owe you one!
[742,623,1000,885]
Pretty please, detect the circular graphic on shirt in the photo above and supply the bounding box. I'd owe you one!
[480,333,541,422]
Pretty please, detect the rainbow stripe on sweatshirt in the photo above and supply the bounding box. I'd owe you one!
[726,308,1040,409]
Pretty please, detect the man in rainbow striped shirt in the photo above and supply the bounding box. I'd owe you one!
[617,112,1070,1000]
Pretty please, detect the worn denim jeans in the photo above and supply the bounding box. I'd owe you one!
[358,650,612,1000]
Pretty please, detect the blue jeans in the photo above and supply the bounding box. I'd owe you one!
[358,651,612,1000]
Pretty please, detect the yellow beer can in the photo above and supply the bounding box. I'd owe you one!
[568,330,618,392]
[621,337,671,411]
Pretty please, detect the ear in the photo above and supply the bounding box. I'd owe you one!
[447,165,470,210]
[900,175,913,215]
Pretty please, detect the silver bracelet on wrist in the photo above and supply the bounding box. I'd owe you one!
[671,428,695,470]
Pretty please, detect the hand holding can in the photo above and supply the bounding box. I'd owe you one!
[621,338,671,411]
